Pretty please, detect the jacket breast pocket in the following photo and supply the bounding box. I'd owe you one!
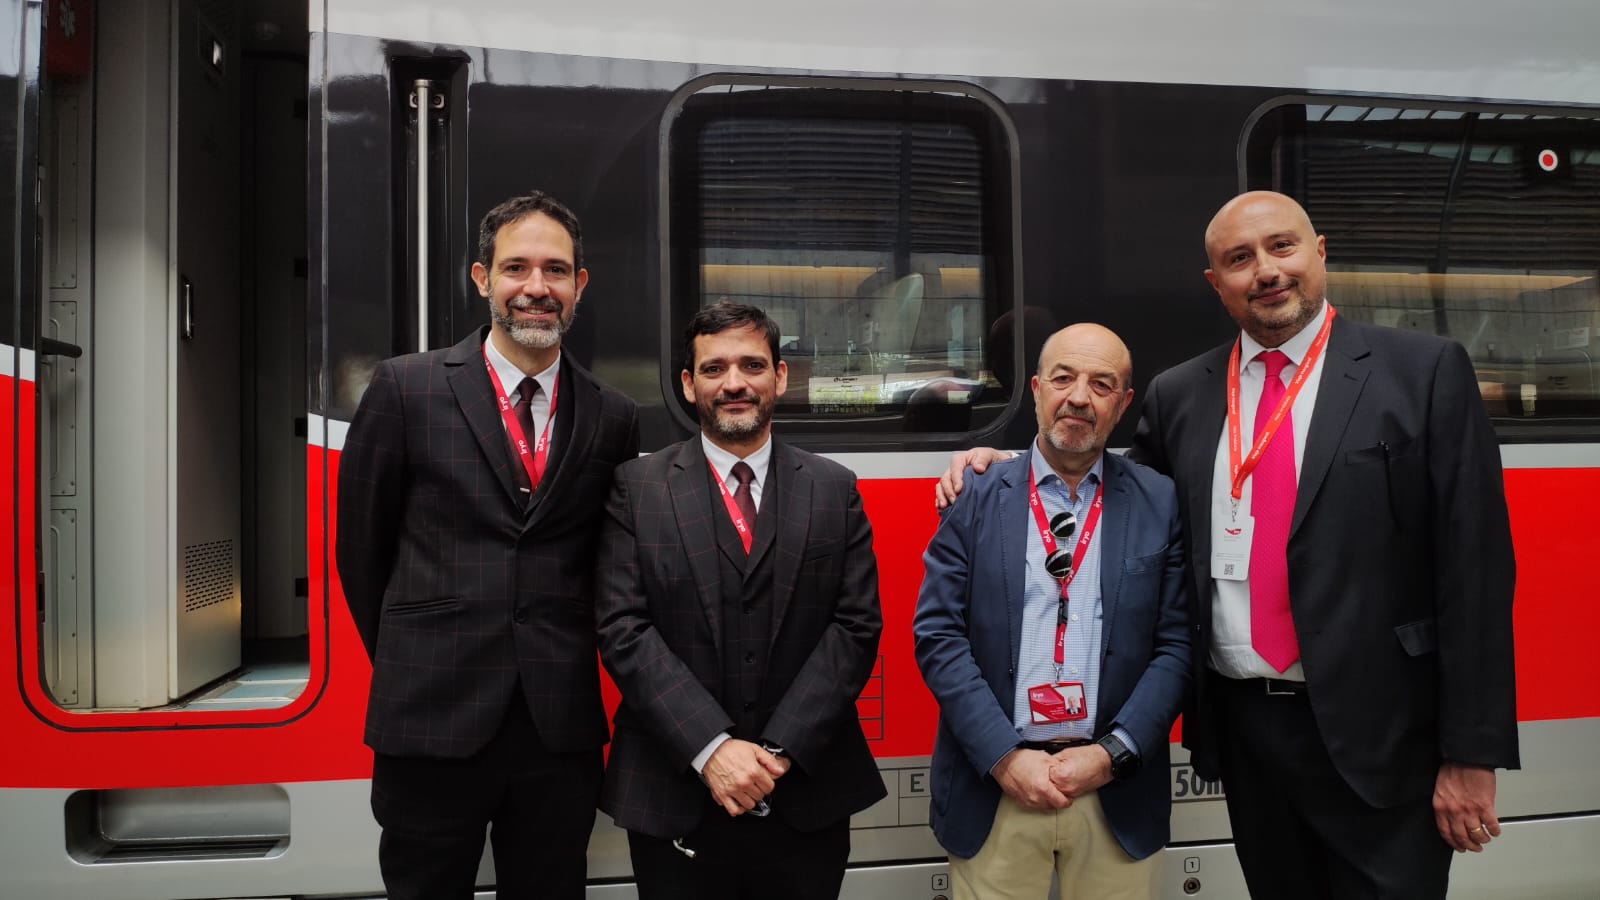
[802,539,842,563]
[1345,437,1418,465]
[1122,549,1165,575]
[1394,618,1438,656]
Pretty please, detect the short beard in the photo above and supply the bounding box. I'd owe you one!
[1244,284,1319,346]
[489,293,572,350]
[700,393,773,443]
[1044,405,1099,455]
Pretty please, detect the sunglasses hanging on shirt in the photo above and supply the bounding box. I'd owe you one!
[1045,549,1073,580]
[1044,511,1078,579]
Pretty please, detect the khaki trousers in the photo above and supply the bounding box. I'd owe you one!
[950,790,1160,900]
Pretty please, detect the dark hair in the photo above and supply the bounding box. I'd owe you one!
[682,301,782,372]
[475,191,584,272]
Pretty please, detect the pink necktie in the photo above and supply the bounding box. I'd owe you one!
[1251,350,1300,672]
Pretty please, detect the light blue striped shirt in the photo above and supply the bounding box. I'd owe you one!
[1014,443,1106,742]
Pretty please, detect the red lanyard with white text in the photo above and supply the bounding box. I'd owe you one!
[1028,464,1103,666]
[483,345,558,490]
[1226,306,1336,504]
[708,461,754,552]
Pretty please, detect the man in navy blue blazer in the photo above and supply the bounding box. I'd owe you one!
[914,324,1191,899]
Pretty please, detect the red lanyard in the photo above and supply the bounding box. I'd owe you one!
[708,461,754,552]
[483,345,559,490]
[1028,463,1104,665]
[1226,306,1336,502]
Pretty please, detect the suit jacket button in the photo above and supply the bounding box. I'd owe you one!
[744,651,757,664]
[513,609,528,624]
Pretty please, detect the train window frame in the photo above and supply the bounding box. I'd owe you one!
[659,74,1025,449]
[1239,95,1600,443]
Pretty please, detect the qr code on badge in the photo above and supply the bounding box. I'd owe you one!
[1223,563,1235,576]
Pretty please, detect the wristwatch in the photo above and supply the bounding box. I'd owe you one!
[1096,733,1141,780]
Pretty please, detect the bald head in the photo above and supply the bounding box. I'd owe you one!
[1037,323,1133,386]
[1204,191,1317,265]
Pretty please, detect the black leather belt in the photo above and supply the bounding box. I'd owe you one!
[1019,738,1095,752]
[1235,677,1308,696]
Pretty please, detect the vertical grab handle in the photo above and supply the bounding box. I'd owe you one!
[410,79,440,352]
[180,276,194,340]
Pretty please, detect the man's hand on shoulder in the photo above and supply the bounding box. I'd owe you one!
[702,738,787,817]
[992,748,1071,811]
[1047,745,1114,798]
[934,448,1014,510]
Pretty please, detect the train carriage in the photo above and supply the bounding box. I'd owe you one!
[1,0,1597,896]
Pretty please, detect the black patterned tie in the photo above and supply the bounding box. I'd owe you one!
[730,461,758,543]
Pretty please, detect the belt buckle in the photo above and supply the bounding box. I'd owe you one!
[1264,679,1297,696]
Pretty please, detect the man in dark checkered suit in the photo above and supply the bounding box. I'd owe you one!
[596,302,886,900]
[336,192,639,899]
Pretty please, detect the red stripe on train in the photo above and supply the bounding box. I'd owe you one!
[0,422,1593,789]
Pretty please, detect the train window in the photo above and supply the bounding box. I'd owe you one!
[1245,101,1600,438]
[664,79,1019,441]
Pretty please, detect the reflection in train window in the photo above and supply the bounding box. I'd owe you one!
[666,82,1017,439]
[1246,102,1600,438]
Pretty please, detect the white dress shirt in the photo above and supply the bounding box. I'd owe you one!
[1207,302,1329,681]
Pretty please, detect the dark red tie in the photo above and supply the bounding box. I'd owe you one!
[730,461,758,547]
[1250,350,1299,672]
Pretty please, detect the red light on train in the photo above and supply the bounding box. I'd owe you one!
[1537,148,1559,172]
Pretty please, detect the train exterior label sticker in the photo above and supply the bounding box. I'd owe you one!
[1171,763,1226,802]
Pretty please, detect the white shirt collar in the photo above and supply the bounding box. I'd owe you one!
[701,432,773,492]
[1238,300,1330,368]
[483,332,560,400]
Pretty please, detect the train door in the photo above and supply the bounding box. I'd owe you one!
[26,0,310,712]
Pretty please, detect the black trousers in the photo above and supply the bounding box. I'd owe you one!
[628,809,850,900]
[1210,673,1452,900]
[370,694,602,900]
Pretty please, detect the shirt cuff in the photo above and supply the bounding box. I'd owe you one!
[691,732,732,779]
[1111,726,1140,758]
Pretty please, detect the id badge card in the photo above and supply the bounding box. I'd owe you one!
[1212,512,1253,581]
[1027,681,1088,723]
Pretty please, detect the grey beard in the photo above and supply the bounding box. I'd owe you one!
[708,411,764,440]
[490,299,571,350]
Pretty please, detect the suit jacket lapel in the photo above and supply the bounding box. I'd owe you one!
[668,439,725,657]
[1000,461,1030,672]
[1292,319,1370,536]
[745,447,784,575]
[1097,455,1131,658]
[1183,346,1231,588]
[765,441,809,639]
[445,329,523,508]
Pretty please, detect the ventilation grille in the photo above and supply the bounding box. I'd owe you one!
[182,540,234,613]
